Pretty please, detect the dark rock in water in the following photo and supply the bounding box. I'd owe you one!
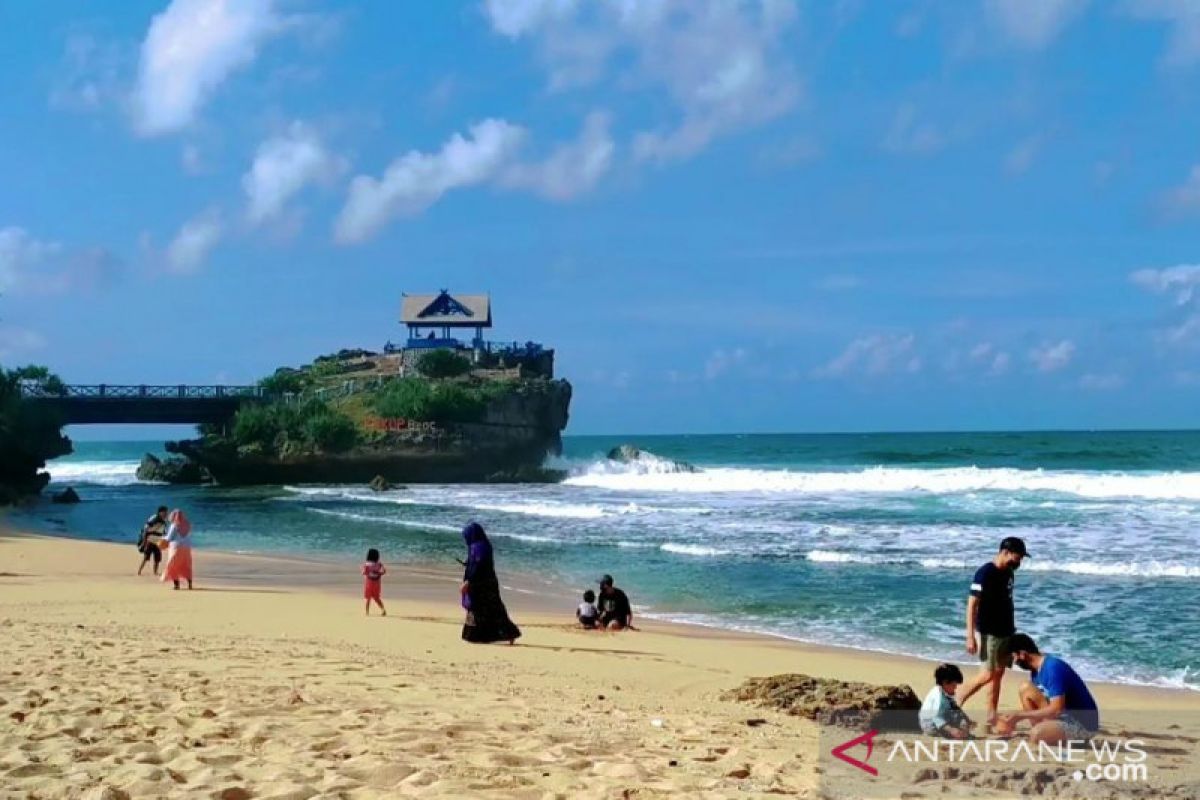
[605,443,698,473]
[136,454,209,484]
[484,466,567,484]
[368,475,392,492]
[722,673,921,731]
[51,487,80,504]
[606,444,643,462]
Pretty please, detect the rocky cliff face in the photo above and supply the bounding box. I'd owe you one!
[169,379,572,486]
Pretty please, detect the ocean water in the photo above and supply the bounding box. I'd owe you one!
[15,431,1200,692]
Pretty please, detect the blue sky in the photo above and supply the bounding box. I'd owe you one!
[4,0,1200,437]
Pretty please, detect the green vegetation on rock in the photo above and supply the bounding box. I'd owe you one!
[415,350,472,379]
[228,400,359,455]
[371,378,487,424]
[0,365,72,504]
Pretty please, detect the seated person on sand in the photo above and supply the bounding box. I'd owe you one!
[576,589,599,629]
[995,633,1099,744]
[597,574,633,630]
[919,663,973,739]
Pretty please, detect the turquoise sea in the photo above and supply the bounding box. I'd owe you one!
[16,431,1200,692]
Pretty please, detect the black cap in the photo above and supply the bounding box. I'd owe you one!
[999,536,1029,557]
[598,574,614,586]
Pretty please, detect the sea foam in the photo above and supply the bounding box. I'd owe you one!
[565,463,1200,501]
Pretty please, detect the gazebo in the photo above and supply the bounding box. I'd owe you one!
[400,290,492,349]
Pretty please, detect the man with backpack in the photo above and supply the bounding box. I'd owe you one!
[137,505,169,576]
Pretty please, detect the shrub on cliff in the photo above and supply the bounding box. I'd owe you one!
[232,405,280,450]
[372,378,487,424]
[258,368,307,396]
[416,350,472,379]
[0,364,72,505]
[303,411,359,453]
[229,400,358,454]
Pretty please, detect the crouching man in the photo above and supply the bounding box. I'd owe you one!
[996,633,1100,744]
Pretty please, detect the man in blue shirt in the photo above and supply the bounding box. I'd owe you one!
[998,633,1100,743]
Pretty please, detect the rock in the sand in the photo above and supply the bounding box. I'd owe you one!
[215,788,252,800]
[85,788,129,800]
[606,444,698,473]
[723,673,921,731]
[51,487,80,504]
[136,453,209,484]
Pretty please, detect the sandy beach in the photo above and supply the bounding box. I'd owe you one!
[1,525,1197,800]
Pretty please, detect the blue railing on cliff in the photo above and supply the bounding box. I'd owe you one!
[17,382,268,400]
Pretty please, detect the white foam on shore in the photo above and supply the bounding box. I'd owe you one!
[305,508,461,533]
[45,460,146,486]
[807,549,1200,578]
[565,463,1200,501]
[659,543,732,557]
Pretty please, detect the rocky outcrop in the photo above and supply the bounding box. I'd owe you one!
[723,674,921,731]
[51,487,81,504]
[606,444,698,473]
[368,475,393,492]
[168,379,573,486]
[136,454,209,485]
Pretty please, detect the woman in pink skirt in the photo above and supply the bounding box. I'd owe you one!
[161,509,194,590]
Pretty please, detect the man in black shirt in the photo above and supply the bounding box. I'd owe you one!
[137,505,169,576]
[597,574,633,631]
[957,536,1028,728]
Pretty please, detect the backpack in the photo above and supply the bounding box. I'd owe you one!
[136,531,146,553]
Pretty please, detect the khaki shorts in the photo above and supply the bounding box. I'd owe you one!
[979,633,1013,671]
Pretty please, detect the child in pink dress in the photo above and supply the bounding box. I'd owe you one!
[362,548,386,616]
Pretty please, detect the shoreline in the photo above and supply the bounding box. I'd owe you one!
[5,523,1195,703]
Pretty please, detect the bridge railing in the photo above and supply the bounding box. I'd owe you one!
[18,382,268,400]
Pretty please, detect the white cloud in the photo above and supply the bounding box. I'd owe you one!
[985,0,1088,49]
[704,347,748,380]
[816,274,862,291]
[485,0,581,37]
[0,227,118,294]
[182,144,205,175]
[1004,133,1047,175]
[1126,0,1200,67]
[132,0,284,136]
[0,227,63,292]
[881,103,947,156]
[501,111,614,200]
[815,333,921,378]
[485,0,801,164]
[968,341,1012,375]
[989,351,1012,375]
[166,211,223,273]
[1079,372,1125,390]
[1162,165,1200,214]
[1131,263,1200,305]
[49,33,126,112]
[758,135,822,168]
[0,328,47,361]
[335,119,527,244]
[243,123,346,226]
[1132,263,1200,346]
[1029,339,1075,373]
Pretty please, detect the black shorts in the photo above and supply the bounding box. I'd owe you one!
[142,543,162,564]
[579,617,598,629]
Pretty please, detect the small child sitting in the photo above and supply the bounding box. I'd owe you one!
[576,589,599,629]
[919,663,973,739]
